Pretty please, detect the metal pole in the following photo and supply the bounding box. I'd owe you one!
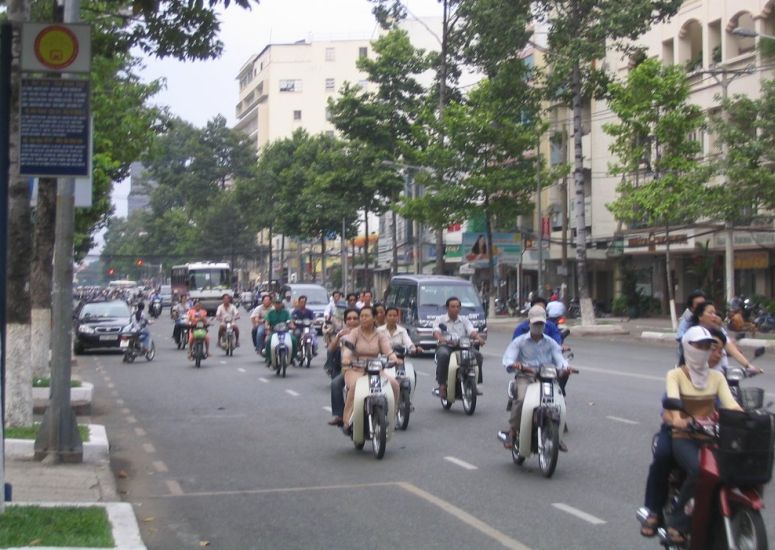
[721,71,735,304]
[536,137,544,295]
[34,0,83,462]
[341,217,347,295]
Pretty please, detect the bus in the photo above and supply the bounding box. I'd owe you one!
[170,262,233,315]
[107,280,138,290]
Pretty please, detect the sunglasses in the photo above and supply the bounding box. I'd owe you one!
[689,340,713,350]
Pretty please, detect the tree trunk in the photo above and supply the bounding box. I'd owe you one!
[484,202,496,320]
[665,223,677,330]
[320,233,326,287]
[279,234,285,286]
[434,0,449,277]
[572,61,594,326]
[363,210,369,290]
[296,238,303,283]
[6,6,33,427]
[391,206,398,277]
[31,179,56,380]
[267,225,273,286]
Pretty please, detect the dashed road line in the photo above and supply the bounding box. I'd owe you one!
[574,364,662,382]
[107,383,115,389]
[152,461,168,473]
[552,503,606,525]
[126,416,137,424]
[120,408,131,415]
[415,371,430,377]
[259,377,269,383]
[322,406,332,412]
[111,390,119,397]
[285,389,300,397]
[606,415,639,425]
[134,427,147,437]
[116,399,124,406]
[237,368,246,373]
[444,456,478,471]
[220,360,227,365]
[165,480,184,496]
[142,443,156,454]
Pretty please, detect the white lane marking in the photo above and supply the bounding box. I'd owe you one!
[104,376,112,383]
[398,482,530,550]
[444,456,478,471]
[237,368,246,373]
[259,378,269,383]
[165,480,184,496]
[322,406,332,412]
[153,461,168,473]
[111,390,119,397]
[126,416,137,424]
[107,383,115,389]
[116,399,124,406]
[134,427,146,437]
[606,415,639,425]
[121,408,131,415]
[142,443,156,454]
[416,371,430,377]
[285,389,300,397]
[574,364,663,382]
[220,360,226,365]
[552,503,607,525]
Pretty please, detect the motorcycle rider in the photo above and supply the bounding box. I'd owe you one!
[327,308,361,426]
[345,293,358,309]
[689,301,762,375]
[374,303,386,328]
[355,290,373,310]
[378,307,417,354]
[263,296,297,363]
[216,294,241,348]
[546,295,567,324]
[324,290,345,327]
[187,300,210,359]
[291,295,317,358]
[512,296,563,345]
[131,302,151,353]
[171,293,190,346]
[340,305,399,434]
[499,305,569,452]
[662,326,742,545]
[675,289,707,345]
[432,296,486,399]
[250,294,272,352]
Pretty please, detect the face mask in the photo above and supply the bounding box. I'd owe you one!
[529,323,544,338]
[683,341,712,389]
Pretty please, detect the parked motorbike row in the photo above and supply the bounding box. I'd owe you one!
[728,294,775,333]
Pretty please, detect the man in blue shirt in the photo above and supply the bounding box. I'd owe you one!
[512,296,563,345]
[291,295,317,359]
[499,306,568,451]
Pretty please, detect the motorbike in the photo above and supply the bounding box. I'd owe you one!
[503,364,575,478]
[384,345,416,430]
[191,320,208,368]
[219,316,236,356]
[433,324,479,415]
[269,322,290,378]
[754,305,775,333]
[120,322,155,363]
[725,349,765,408]
[343,353,396,459]
[175,317,190,351]
[638,397,773,550]
[296,319,314,368]
[150,298,162,318]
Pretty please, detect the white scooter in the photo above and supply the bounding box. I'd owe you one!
[505,364,575,478]
[384,345,416,430]
[344,354,396,459]
[269,322,291,377]
[434,325,479,415]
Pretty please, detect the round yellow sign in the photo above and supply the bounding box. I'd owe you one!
[34,25,79,70]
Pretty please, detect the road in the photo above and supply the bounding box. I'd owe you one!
[78,311,775,549]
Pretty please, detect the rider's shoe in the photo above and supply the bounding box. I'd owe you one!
[476,388,483,396]
[559,440,568,452]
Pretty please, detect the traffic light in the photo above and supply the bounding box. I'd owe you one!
[135,258,144,267]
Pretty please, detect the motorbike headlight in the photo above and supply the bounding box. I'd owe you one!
[418,320,434,329]
[726,367,745,382]
[78,325,95,334]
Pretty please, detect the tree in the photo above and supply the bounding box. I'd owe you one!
[536,0,682,324]
[604,58,712,322]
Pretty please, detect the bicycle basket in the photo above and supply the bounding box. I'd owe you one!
[193,328,207,339]
[740,387,765,411]
[715,408,775,486]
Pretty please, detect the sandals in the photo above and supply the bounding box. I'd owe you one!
[639,514,659,538]
[666,528,686,545]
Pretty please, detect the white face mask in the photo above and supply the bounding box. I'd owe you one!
[529,323,544,338]
[683,341,712,389]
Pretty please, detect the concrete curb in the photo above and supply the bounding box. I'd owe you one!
[5,424,109,463]
[7,501,146,549]
[571,324,629,336]
[32,382,94,414]
[640,331,775,350]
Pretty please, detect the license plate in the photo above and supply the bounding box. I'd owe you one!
[119,339,129,347]
[100,335,118,342]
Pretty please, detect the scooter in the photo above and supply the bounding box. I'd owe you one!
[343,354,396,459]
[191,320,208,368]
[385,345,416,430]
[434,324,479,415]
[120,322,156,363]
[296,319,314,368]
[219,317,236,356]
[150,298,162,318]
[269,322,290,378]
[638,398,772,550]
[503,364,573,478]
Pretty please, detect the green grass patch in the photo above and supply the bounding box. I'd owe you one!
[32,378,82,388]
[0,505,114,547]
[5,424,89,442]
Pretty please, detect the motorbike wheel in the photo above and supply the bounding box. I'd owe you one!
[371,406,388,460]
[274,352,281,376]
[281,353,287,378]
[124,350,136,364]
[304,343,312,368]
[354,441,365,450]
[461,378,477,415]
[728,506,768,550]
[195,344,202,368]
[396,392,411,430]
[538,421,560,478]
[145,342,155,361]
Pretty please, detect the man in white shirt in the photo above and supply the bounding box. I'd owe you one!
[215,294,241,347]
[432,296,485,399]
[250,294,272,352]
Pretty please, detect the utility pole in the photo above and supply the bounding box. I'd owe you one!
[35,0,83,462]
[341,217,347,295]
[536,136,544,295]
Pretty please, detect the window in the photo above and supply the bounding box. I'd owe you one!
[325,47,335,61]
[279,79,302,92]
[359,47,368,59]
[325,78,335,91]
[293,110,302,121]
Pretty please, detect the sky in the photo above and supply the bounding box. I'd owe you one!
[110,0,444,218]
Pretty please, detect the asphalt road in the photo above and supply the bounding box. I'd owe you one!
[79,311,775,549]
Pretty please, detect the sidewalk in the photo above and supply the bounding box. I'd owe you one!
[5,458,117,502]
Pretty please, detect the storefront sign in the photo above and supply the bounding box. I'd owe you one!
[444,244,462,260]
[734,251,769,270]
[628,233,688,251]
[462,232,522,268]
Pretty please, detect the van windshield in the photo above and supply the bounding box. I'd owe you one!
[418,284,480,309]
[293,288,328,305]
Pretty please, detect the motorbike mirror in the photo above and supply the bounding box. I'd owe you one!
[754,346,766,359]
[662,397,684,412]
[438,323,447,332]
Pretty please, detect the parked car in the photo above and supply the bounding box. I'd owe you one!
[280,283,329,333]
[73,300,132,354]
[159,285,173,308]
[383,275,487,350]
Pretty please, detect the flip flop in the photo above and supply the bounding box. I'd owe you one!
[639,514,659,538]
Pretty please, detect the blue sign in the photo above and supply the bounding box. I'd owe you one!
[20,78,90,177]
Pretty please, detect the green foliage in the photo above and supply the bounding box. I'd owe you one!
[604,58,712,227]
[0,505,112,547]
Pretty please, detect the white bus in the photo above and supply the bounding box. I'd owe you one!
[107,280,138,290]
[170,262,233,314]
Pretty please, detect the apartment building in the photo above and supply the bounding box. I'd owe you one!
[537,1,775,310]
